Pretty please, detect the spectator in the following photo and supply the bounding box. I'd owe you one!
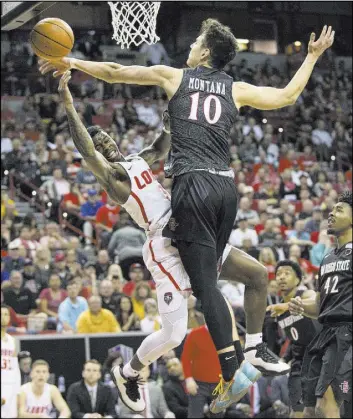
[95,249,111,281]
[6,305,27,334]
[75,160,98,189]
[1,191,18,221]
[40,168,70,220]
[57,280,88,333]
[119,366,175,418]
[73,275,92,300]
[80,189,104,248]
[163,358,189,419]
[140,41,170,66]
[39,273,67,322]
[40,222,68,251]
[305,207,324,234]
[122,263,145,297]
[3,243,25,273]
[22,259,47,297]
[77,296,121,334]
[18,351,32,385]
[312,119,333,161]
[136,97,160,129]
[313,171,330,198]
[116,295,140,332]
[259,219,278,247]
[187,295,205,330]
[229,218,259,248]
[298,199,314,221]
[67,236,88,267]
[310,230,333,268]
[33,246,51,287]
[235,197,260,226]
[51,252,72,289]
[95,196,120,248]
[259,247,277,281]
[131,282,153,320]
[66,359,117,418]
[181,325,222,419]
[3,271,37,319]
[108,212,145,277]
[287,220,313,246]
[243,116,263,142]
[122,98,139,128]
[140,298,162,334]
[107,264,124,297]
[66,249,84,278]
[99,279,120,315]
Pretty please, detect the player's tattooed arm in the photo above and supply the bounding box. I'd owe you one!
[139,111,171,166]
[58,71,112,184]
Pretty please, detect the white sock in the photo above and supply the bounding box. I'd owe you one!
[123,362,139,378]
[245,333,263,349]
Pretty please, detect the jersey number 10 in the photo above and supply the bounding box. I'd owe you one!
[188,93,222,124]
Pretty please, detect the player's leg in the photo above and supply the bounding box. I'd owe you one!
[221,246,290,375]
[315,387,341,418]
[111,245,189,412]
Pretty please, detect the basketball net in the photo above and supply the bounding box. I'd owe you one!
[108,1,160,49]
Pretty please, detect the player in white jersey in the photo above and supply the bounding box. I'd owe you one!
[18,359,70,418]
[59,71,288,413]
[1,304,21,419]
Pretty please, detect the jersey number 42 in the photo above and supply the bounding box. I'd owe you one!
[323,275,339,294]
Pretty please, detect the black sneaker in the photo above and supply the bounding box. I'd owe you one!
[110,365,145,412]
[244,342,290,376]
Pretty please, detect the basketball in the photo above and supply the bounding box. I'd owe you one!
[30,18,74,60]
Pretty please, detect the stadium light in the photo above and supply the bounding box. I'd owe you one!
[331,155,336,161]
[4,170,9,176]
[294,41,302,47]
[32,191,37,196]
[262,118,267,124]
[63,212,68,218]
[47,202,52,207]
[237,39,250,44]
[278,127,284,133]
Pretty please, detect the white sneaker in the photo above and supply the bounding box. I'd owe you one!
[110,365,145,412]
[244,343,290,376]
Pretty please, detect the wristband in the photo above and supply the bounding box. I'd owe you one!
[163,127,171,134]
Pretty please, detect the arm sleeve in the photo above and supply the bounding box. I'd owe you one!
[180,331,194,379]
[66,384,85,419]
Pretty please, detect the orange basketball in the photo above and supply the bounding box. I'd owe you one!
[30,18,74,60]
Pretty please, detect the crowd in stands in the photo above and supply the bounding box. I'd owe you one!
[1,33,352,417]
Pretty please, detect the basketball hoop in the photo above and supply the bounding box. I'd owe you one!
[108,1,161,50]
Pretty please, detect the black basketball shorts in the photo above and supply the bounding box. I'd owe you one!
[162,171,238,260]
[301,323,352,407]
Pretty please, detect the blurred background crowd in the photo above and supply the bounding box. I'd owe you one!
[1,1,352,417]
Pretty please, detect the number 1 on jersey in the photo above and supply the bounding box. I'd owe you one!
[188,92,222,124]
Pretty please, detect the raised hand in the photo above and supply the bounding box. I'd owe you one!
[58,71,73,106]
[308,25,335,59]
[38,57,72,77]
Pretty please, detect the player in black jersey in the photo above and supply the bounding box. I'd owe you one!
[39,19,335,412]
[289,191,352,418]
[267,260,322,418]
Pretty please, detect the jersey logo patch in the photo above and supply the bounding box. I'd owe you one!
[168,218,179,232]
[164,292,173,305]
[340,381,350,394]
[343,249,352,257]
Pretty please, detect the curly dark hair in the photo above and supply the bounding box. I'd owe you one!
[338,190,353,210]
[200,18,238,70]
[275,260,303,283]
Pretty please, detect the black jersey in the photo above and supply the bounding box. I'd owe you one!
[166,66,237,177]
[317,242,352,324]
[277,289,322,357]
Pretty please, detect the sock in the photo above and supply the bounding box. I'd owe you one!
[245,333,263,350]
[218,350,239,382]
[234,340,245,364]
[123,362,139,378]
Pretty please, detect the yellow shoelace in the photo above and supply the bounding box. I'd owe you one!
[212,375,234,399]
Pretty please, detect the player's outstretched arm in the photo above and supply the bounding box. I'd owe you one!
[288,292,320,319]
[139,111,171,166]
[58,71,115,188]
[233,26,335,110]
[267,289,316,317]
[39,58,181,90]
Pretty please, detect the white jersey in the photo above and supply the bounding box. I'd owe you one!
[21,382,53,417]
[119,156,171,231]
[1,333,19,384]
[2,334,21,419]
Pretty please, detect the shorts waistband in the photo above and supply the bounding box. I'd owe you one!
[193,168,235,178]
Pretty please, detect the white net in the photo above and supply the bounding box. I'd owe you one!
[108,1,161,49]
